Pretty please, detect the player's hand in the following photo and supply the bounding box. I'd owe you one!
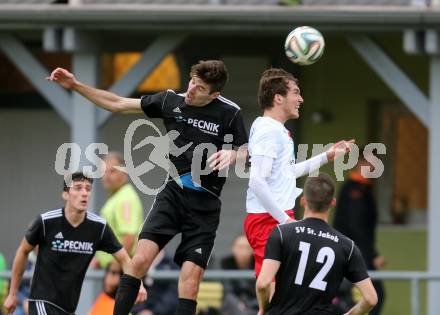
[208,149,237,171]
[373,255,386,269]
[326,139,355,161]
[4,293,18,314]
[46,67,78,90]
[134,283,147,304]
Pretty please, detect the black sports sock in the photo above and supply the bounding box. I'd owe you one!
[174,298,197,315]
[113,274,141,315]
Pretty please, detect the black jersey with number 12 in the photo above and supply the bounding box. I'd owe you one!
[265,217,369,315]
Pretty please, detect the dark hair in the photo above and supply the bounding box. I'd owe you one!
[190,60,228,93]
[258,68,298,110]
[63,172,93,192]
[303,173,335,212]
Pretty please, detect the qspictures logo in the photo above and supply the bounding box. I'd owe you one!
[54,119,387,196]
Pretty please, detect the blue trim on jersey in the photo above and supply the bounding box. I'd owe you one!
[179,173,206,191]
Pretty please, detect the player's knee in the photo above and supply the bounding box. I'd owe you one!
[130,253,152,274]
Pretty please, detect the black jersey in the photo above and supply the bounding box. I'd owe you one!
[265,218,369,315]
[141,90,248,196]
[25,208,122,314]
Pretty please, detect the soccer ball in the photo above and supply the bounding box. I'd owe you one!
[284,26,325,66]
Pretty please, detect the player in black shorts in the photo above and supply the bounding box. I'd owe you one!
[3,172,146,315]
[256,173,378,315]
[48,60,248,315]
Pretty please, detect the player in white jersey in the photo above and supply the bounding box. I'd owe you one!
[244,68,354,277]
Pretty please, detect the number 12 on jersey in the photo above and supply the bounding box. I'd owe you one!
[294,241,335,291]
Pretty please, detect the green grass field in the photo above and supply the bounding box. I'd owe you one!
[376,227,427,315]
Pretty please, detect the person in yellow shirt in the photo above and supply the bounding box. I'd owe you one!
[95,152,144,268]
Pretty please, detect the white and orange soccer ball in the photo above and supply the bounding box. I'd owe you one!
[284,26,325,66]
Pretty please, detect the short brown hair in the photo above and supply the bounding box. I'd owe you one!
[304,173,335,212]
[258,68,298,110]
[190,60,228,93]
[63,172,93,192]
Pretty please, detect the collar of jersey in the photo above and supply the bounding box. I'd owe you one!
[259,116,287,130]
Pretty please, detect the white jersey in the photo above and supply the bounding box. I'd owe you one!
[246,116,302,214]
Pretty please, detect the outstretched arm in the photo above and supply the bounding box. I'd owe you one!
[47,67,142,114]
[326,139,355,161]
[295,139,355,178]
[4,238,34,314]
[295,152,328,178]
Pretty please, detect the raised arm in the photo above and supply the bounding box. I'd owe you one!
[4,238,35,314]
[295,152,328,178]
[295,139,355,178]
[326,139,355,161]
[47,67,142,114]
[344,278,378,315]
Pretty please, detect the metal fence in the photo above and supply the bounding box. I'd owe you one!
[1,270,440,315]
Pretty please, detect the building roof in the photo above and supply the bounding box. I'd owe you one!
[0,0,422,4]
[302,0,415,5]
[0,4,439,32]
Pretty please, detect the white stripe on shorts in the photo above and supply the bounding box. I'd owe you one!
[36,301,42,315]
[37,301,48,315]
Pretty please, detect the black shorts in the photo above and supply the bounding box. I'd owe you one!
[28,300,72,315]
[139,181,221,269]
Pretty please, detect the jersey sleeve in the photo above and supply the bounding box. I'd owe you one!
[228,110,248,147]
[249,128,280,159]
[264,226,283,261]
[25,216,44,246]
[140,91,168,118]
[345,243,370,283]
[249,156,290,223]
[97,224,123,254]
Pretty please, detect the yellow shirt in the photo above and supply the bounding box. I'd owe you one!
[96,183,143,267]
